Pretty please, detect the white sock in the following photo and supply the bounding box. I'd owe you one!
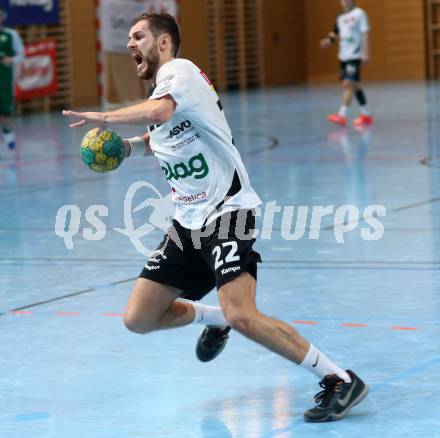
[360,105,370,116]
[338,105,348,117]
[300,344,351,383]
[190,302,228,327]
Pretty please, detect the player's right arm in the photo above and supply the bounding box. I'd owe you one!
[62,95,176,129]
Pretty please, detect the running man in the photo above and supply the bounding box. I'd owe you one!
[63,13,368,422]
[320,0,373,127]
[0,6,24,150]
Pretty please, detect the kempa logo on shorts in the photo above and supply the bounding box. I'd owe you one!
[161,153,209,181]
[221,266,241,275]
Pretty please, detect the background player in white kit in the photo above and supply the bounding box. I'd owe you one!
[63,13,368,422]
[320,0,373,127]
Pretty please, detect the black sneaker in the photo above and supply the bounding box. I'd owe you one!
[196,326,231,362]
[304,370,369,422]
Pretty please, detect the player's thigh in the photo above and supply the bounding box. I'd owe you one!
[141,225,216,301]
[202,209,261,288]
[340,61,358,85]
[345,61,361,83]
[124,278,182,331]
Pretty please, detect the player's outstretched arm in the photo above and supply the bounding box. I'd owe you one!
[62,95,176,128]
[62,110,108,128]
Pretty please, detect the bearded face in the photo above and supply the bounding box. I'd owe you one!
[141,42,160,80]
[127,21,161,81]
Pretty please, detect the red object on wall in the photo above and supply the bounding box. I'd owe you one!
[15,39,58,100]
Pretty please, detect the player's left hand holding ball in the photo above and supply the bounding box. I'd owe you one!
[62,109,124,173]
[80,128,125,173]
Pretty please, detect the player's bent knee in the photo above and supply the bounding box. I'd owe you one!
[123,313,158,334]
[123,314,145,334]
[124,279,181,334]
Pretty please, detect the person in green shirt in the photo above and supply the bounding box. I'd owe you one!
[0,6,24,151]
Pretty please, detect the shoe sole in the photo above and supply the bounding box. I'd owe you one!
[304,384,369,423]
[327,120,347,126]
[353,119,374,126]
[196,329,229,362]
[196,339,228,362]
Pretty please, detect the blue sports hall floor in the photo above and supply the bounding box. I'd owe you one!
[1,82,440,437]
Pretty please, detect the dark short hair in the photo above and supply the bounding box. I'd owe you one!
[131,13,180,57]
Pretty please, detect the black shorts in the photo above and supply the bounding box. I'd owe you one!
[139,209,262,301]
[339,60,362,82]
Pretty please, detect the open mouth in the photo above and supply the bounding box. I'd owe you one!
[131,52,144,66]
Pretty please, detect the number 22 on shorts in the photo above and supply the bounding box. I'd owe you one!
[212,241,240,270]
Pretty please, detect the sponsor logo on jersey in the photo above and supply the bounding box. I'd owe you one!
[168,120,194,139]
[171,135,198,152]
[172,188,207,203]
[161,153,209,181]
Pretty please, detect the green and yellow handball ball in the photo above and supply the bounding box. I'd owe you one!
[80,128,125,173]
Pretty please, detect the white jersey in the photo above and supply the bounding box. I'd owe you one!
[148,58,262,229]
[335,7,370,61]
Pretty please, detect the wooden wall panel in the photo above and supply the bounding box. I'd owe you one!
[356,0,386,80]
[305,0,426,83]
[426,0,440,78]
[202,0,263,91]
[179,0,210,72]
[66,0,99,107]
[304,0,341,83]
[262,0,306,85]
[383,0,426,79]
